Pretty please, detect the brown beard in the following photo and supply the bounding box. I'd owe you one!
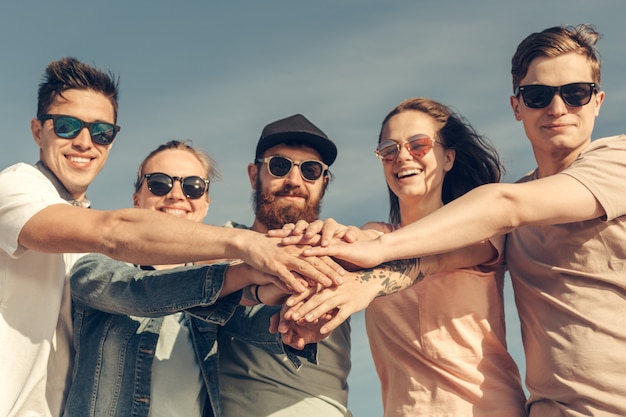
[253,178,323,230]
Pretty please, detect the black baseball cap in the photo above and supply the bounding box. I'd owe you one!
[254,114,337,165]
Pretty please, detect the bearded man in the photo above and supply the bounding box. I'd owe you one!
[218,114,352,417]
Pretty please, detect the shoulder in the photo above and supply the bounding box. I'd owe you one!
[0,162,57,195]
[73,253,134,270]
[583,134,626,154]
[361,221,392,234]
[223,220,250,230]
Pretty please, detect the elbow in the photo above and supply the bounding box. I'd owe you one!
[96,209,134,259]
[480,184,523,234]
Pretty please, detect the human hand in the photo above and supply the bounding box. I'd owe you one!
[241,233,345,293]
[267,218,359,247]
[278,270,382,335]
[269,306,332,350]
[302,238,385,270]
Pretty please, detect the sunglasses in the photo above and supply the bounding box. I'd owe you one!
[256,155,328,181]
[39,114,120,145]
[137,172,210,199]
[515,82,597,109]
[375,134,435,162]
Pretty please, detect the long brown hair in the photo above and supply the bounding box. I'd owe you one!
[379,97,503,225]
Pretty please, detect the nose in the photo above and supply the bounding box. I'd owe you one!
[396,142,413,161]
[71,127,93,150]
[166,179,186,200]
[285,163,304,185]
[546,93,568,116]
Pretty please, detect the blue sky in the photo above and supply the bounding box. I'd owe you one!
[2,1,625,415]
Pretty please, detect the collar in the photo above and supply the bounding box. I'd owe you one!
[35,161,91,208]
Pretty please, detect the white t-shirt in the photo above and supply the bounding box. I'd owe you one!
[150,313,204,417]
[0,163,82,417]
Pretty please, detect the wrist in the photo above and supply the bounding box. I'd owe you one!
[253,284,263,304]
[243,284,263,304]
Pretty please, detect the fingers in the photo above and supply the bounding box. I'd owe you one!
[266,224,295,238]
[269,311,279,334]
[342,226,360,243]
[316,310,350,335]
[285,292,331,321]
[294,256,344,287]
[318,218,343,246]
[273,267,308,293]
[266,220,309,239]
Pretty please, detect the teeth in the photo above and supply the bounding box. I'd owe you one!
[161,208,187,216]
[397,169,419,178]
[68,156,91,164]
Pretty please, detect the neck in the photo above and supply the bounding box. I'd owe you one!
[532,139,591,178]
[250,218,269,234]
[398,195,443,227]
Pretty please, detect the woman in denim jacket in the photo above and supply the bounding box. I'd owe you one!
[63,141,313,417]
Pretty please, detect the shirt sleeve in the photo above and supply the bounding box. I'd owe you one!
[561,135,626,221]
[70,253,231,319]
[0,163,66,257]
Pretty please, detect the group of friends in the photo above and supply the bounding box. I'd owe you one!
[0,22,624,417]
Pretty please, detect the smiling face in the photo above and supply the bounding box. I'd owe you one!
[248,143,328,232]
[30,88,116,201]
[510,52,605,174]
[380,110,455,221]
[133,148,210,223]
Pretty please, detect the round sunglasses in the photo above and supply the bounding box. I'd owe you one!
[515,82,597,109]
[137,172,210,199]
[39,114,120,146]
[375,134,436,162]
[256,155,328,181]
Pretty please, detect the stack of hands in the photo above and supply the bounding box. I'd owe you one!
[249,219,384,350]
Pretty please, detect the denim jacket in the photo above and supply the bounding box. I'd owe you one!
[63,253,306,417]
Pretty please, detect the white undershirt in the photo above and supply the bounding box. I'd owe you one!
[150,313,205,417]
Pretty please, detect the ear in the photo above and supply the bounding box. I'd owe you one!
[132,192,141,208]
[31,118,43,147]
[510,95,523,121]
[202,197,210,218]
[593,90,606,117]
[248,163,258,190]
[443,149,455,173]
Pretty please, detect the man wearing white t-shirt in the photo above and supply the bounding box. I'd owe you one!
[0,58,343,417]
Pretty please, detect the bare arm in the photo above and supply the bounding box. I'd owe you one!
[19,205,344,292]
[304,174,604,267]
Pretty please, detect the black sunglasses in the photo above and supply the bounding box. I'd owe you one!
[137,172,210,199]
[39,114,120,145]
[256,155,328,181]
[515,82,597,109]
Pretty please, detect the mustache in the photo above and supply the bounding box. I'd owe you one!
[262,186,308,202]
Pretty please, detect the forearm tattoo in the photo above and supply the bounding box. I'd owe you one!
[353,258,424,297]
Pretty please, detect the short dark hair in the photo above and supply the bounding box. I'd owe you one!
[379,97,503,225]
[36,57,120,121]
[511,24,602,92]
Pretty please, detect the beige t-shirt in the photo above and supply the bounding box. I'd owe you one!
[507,135,626,416]
[366,259,526,416]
